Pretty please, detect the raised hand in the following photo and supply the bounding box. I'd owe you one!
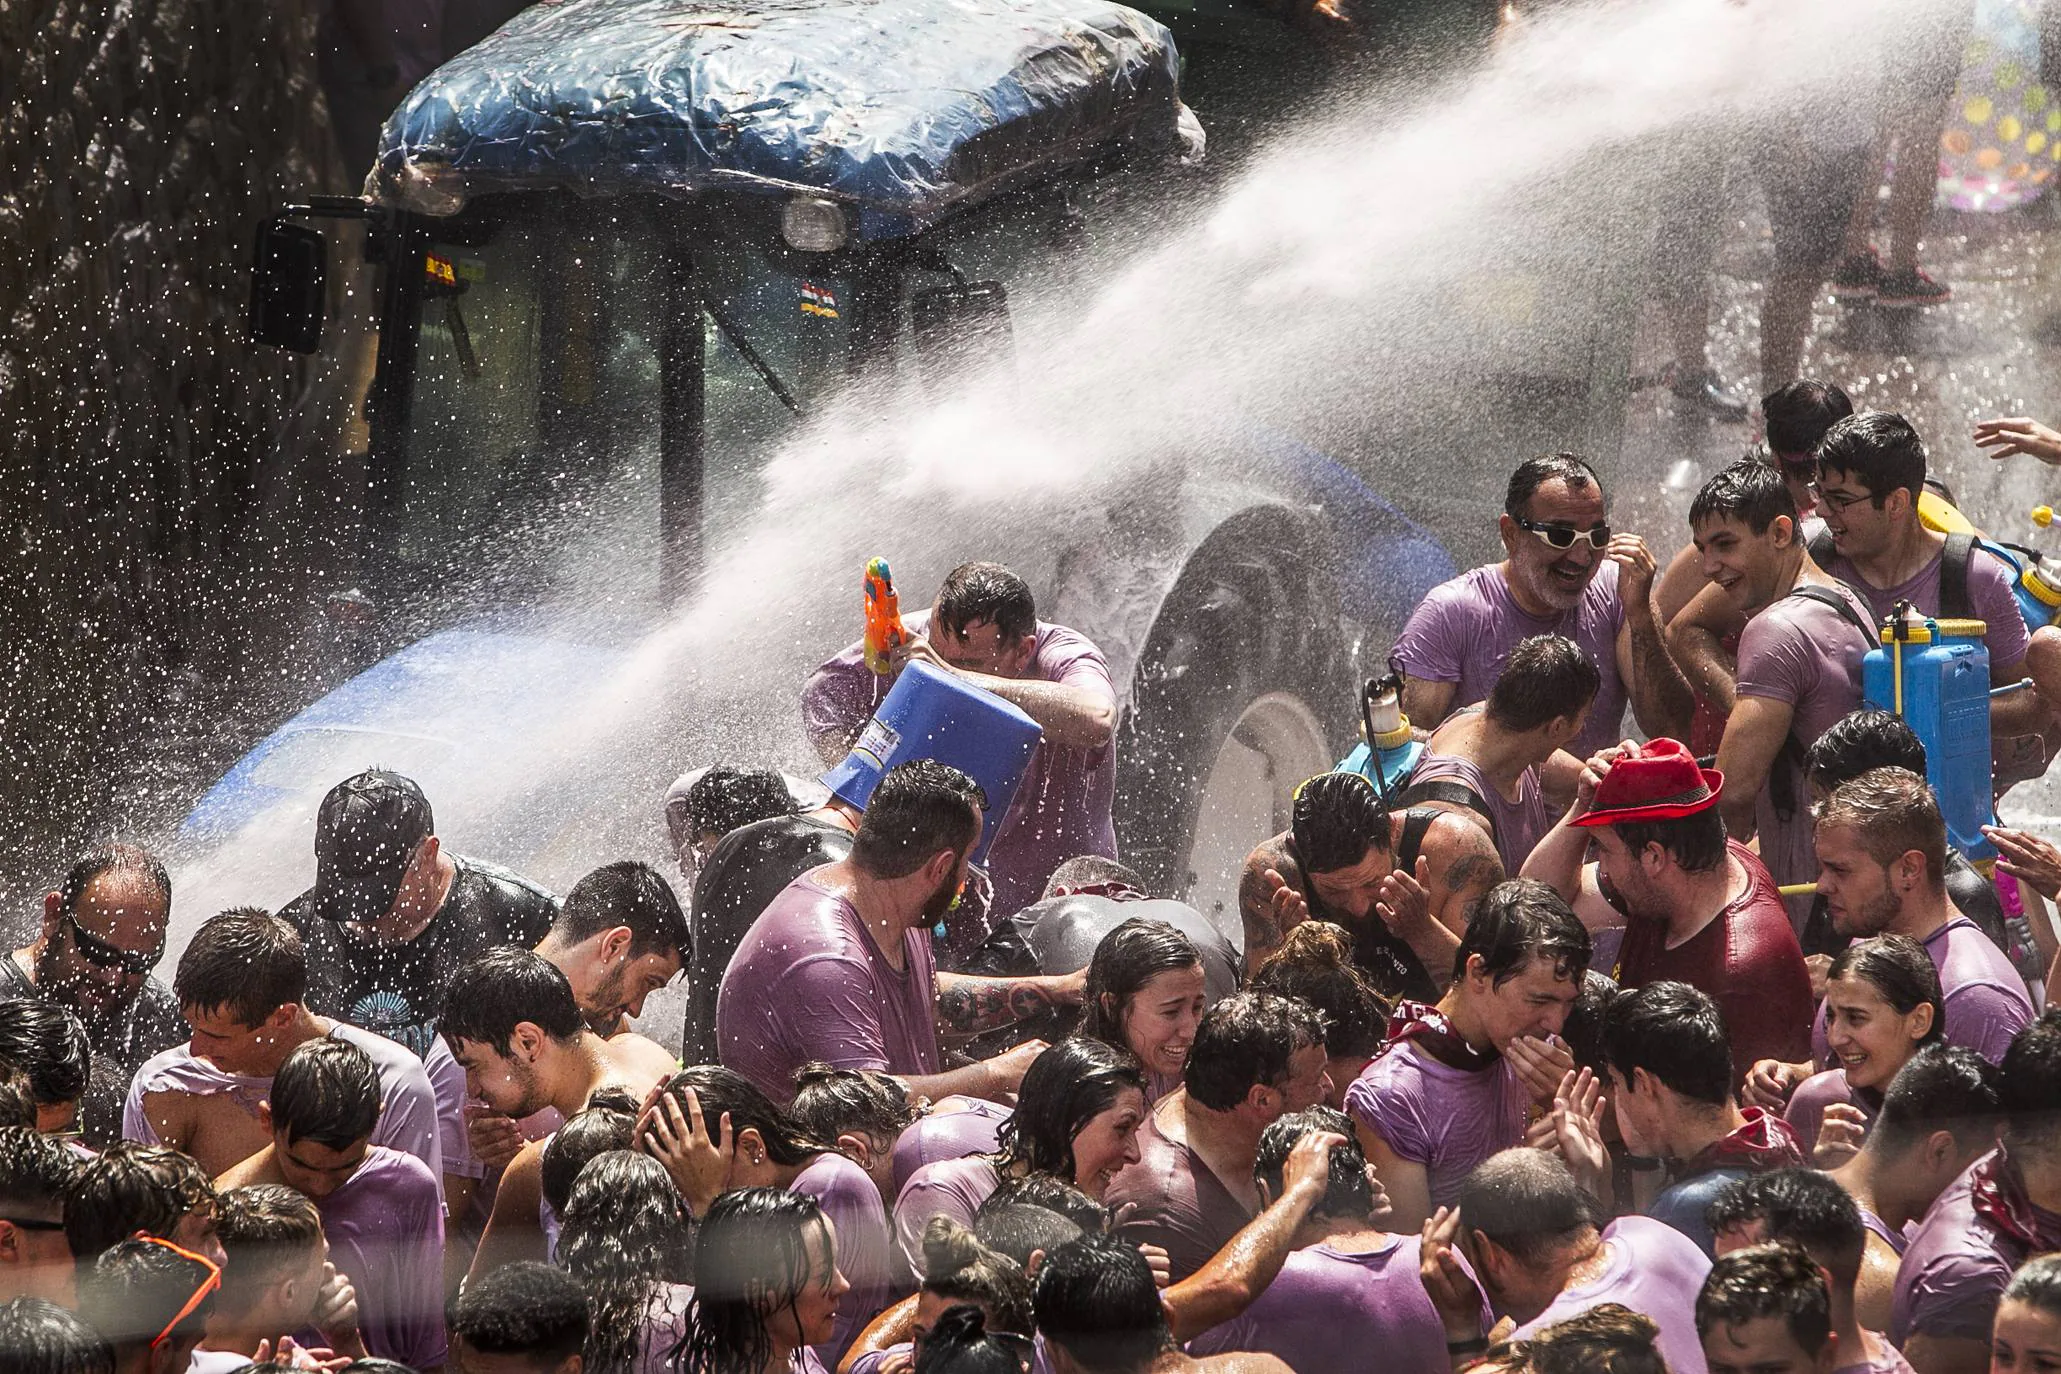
[1547,1068,1611,1199]
[466,1103,523,1172]
[1985,825,2061,901]
[1812,1102,1869,1168]
[1743,1058,1806,1112]
[1507,1034,1576,1107]
[1263,868,1311,933]
[1419,1207,1488,1343]
[1974,416,2061,465]
[1375,856,1433,938]
[639,1086,734,1215]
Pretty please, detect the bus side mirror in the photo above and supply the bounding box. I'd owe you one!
[249,218,328,353]
[911,281,1012,380]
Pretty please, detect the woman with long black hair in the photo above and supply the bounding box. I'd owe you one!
[678,1188,850,1374]
[557,1151,694,1374]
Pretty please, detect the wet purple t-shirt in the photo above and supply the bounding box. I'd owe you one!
[792,1150,897,1367]
[1391,561,1628,758]
[319,1145,447,1370]
[1810,917,2033,1067]
[891,1097,1010,1195]
[1407,750,1551,876]
[1514,1216,1712,1374]
[1104,1110,1253,1281]
[1732,582,1872,919]
[802,612,1118,917]
[1891,1154,2061,1345]
[717,870,940,1104]
[1343,1040,1527,1211]
[1824,544,2030,673]
[893,1155,1002,1277]
[1188,1235,1476,1374]
[1783,1069,1869,1161]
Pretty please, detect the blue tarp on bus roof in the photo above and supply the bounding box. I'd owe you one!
[371,0,1187,238]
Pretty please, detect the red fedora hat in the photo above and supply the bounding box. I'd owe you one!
[1569,738,1723,827]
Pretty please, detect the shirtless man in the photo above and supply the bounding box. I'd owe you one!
[1238,770,1502,1005]
[438,948,674,1280]
[123,908,444,1189]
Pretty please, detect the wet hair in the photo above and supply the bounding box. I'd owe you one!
[2001,1009,2061,1152]
[56,845,171,923]
[83,1238,216,1354]
[974,1200,1089,1269]
[1561,970,1620,1075]
[643,1066,831,1168]
[1826,935,1944,1048]
[1608,807,1729,875]
[1456,1149,1599,1266]
[979,1173,1107,1240]
[270,1038,382,1151]
[1705,1168,1867,1287]
[917,1303,1026,1374]
[214,1186,324,1314]
[998,1039,1147,1179]
[1695,1241,1833,1357]
[1486,635,1601,734]
[921,1217,1035,1335]
[1528,1303,1666,1374]
[1290,771,1391,874]
[450,1260,590,1365]
[2003,1253,2061,1320]
[1872,1044,2003,1156]
[1254,1107,1372,1220]
[1505,453,1602,520]
[552,860,690,962]
[0,1071,34,1130]
[1182,992,1326,1112]
[1762,380,1854,459]
[1815,411,1928,503]
[934,562,1037,641]
[1078,920,1204,1051]
[1044,856,1150,900]
[0,1297,111,1374]
[560,1152,692,1374]
[850,760,988,880]
[1601,980,1732,1108]
[1806,710,1927,792]
[174,908,305,1026]
[439,947,584,1054]
[1250,921,1389,1059]
[64,1142,215,1263]
[0,1001,90,1112]
[684,767,798,840]
[682,1188,831,1374]
[788,1065,916,1153]
[1817,768,1947,885]
[1454,879,1590,990]
[1033,1233,1172,1374]
[540,1089,640,1216]
[1690,458,1798,536]
[0,1126,83,1225]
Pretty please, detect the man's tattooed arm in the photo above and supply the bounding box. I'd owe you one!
[935,971,1086,1035]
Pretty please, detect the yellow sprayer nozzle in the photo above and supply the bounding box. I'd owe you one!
[2035,505,2055,529]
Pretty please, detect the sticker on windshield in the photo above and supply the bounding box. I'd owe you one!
[852,716,899,769]
[800,281,840,320]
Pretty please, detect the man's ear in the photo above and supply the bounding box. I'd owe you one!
[1922,1128,1959,1174]
[0,1219,24,1264]
[1025,1247,1047,1277]
[513,1022,546,1061]
[600,926,635,962]
[1891,849,1927,892]
[924,847,960,888]
[39,892,62,943]
[1771,514,1796,549]
[1255,1178,1279,1210]
[266,1003,299,1034]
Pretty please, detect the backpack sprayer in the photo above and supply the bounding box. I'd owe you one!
[1338,670,1424,799]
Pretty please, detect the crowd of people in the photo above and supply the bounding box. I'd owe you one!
[9,391,2061,1374]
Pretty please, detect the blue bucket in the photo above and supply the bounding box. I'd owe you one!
[822,660,1043,863]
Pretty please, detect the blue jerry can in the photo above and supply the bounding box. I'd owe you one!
[821,659,1044,864]
[1861,609,1996,863]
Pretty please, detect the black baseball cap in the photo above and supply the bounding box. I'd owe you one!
[312,770,434,924]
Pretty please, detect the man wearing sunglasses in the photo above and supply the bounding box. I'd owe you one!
[81,1234,222,1374]
[1,845,185,1148]
[1393,453,1694,764]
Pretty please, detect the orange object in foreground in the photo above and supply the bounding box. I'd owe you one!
[863,557,906,674]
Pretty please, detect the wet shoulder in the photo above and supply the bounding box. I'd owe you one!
[1609,1212,1713,1279]
[1033,620,1110,670]
[448,855,560,936]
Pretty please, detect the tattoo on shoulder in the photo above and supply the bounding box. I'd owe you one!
[1443,851,1504,894]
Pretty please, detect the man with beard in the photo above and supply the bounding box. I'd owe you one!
[2,845,185,1145]
[1392,452,1694,757]
[716,760,1082,1106]
[532,860,689,1040]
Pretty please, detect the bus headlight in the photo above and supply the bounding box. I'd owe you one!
[782,196,847,252]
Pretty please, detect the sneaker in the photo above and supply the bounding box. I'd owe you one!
[1875,266,1952,308]
[1668,367,1750,423]
[1830,248,1884,300]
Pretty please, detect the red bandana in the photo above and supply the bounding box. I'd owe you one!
[1682,1108,1805,1177]
[1378,1000,1499,1072]
[1970,1148,2061,1251]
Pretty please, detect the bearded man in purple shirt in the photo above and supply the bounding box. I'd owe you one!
[802,561,1118,917]
[1392,453,1694,759]
[1893,1010,2061,1374]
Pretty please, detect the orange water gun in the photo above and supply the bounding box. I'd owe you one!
[863,557,907,674]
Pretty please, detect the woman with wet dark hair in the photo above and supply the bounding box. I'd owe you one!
[537,1090,639,1258]
[679,1188,849,1374]
[788,1063,917,1205]
[1784,934,1943,1166]
[559,1151,694,1374]
[1077,919,1208,1102]
[892,1038,1144,1275]
[1250,921,1389,1105]
[641,1066,892,1365]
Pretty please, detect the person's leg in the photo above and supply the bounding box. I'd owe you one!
[1831,131,1891,298]
[1651,146,1746,419]
[1875,0,1973,304]
[1759,269,1819,391]
[1759,137,1871,391]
